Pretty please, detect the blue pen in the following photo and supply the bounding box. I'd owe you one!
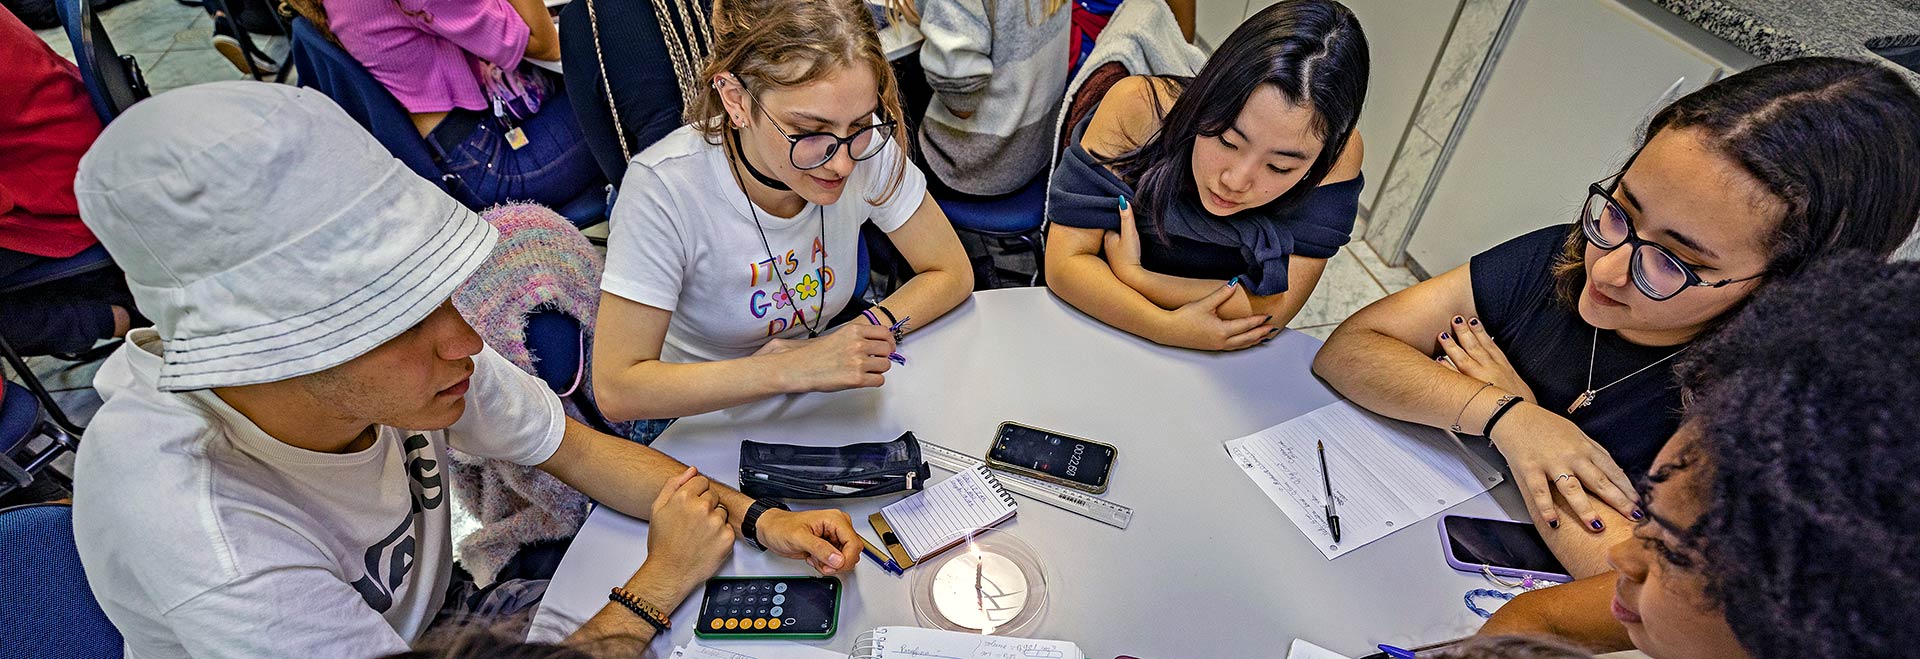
[1377,645,1416,659]
[860,535,905,576]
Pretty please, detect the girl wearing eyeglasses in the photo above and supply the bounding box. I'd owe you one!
[1313,57,1920,576]
[591,0,971,435]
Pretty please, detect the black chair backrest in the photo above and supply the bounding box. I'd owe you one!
[557,0,711,185]
[55,0,149,123]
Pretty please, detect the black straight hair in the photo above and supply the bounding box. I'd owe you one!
[1551,56,1920,305]
[1105,0,1368,235]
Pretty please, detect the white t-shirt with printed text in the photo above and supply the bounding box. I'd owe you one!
[72,330,567,659]
[601,125,927,363]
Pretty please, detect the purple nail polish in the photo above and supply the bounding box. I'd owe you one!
[1630,509,1645,521]
[1469,318,1480,326]
[1453,316,1464,324]
[1548,519,1559,529]
[1440,332,1451,341]
[1590,520,1604,531]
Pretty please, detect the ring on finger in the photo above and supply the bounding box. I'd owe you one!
[1554,473,1575,484]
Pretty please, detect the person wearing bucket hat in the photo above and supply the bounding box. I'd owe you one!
[66,82,864,659]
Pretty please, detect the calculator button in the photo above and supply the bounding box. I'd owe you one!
[724,618,739,630]
[710,618,723,630]
[753,618,768,630]
[785,617,797,626]
[769,619,783,630]
[774,583,787,593]
[769,606,783,617]
[772,594,785,605]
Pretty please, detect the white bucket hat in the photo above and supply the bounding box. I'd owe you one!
[75,82,499,392]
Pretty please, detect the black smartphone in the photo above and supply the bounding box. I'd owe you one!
[984,421,1116,494]
[694,576,839,639]
[1440,515,1572,582]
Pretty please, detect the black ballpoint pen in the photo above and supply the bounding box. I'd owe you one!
[1319,440,1341,543]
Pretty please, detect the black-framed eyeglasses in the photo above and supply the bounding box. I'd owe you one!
[745,89,895,170]
[1580,174,1765,301]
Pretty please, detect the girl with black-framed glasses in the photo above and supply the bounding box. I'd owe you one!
[589,0,973,439]
[1314,57,1920,579]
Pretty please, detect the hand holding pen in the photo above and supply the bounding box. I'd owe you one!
[862,309,911,365]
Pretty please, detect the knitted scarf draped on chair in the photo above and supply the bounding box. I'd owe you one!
[451,203,622,584]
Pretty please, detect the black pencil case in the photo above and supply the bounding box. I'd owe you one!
[738,432,930,500]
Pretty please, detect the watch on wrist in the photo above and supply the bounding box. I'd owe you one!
[741,497,790,551]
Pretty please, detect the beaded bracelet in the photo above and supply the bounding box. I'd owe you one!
[1465,588,1515,618]
[609,586,671,633]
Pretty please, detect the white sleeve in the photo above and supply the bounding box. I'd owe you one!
[165,568,411,659]
[864,139,929,233]
[602,164,690,311]
[446,345,565,466]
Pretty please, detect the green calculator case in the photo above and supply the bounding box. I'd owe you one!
[693,576,840,640]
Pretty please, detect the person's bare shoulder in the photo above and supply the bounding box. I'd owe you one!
[1082,75,1183,159]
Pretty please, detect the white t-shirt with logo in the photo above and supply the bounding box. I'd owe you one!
[602,125,927,363]
[72,330,566,659]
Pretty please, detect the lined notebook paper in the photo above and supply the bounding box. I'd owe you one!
[1226,400,1505,559]
[878,465,1018,563]
[853,626,1080,659]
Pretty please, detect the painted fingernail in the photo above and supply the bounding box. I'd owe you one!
[1590,520,1604,531]
[1440,332,1451,341]
[1630,509,1645,521]
[1453,315,1464,324]
[1263,315,1274,323]
[1548,519,1559,529]
[1117,195,1129,211]
[1227,275,1242,288]
[1469,318,1480,326]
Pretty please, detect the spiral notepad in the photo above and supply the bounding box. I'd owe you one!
[853,626,1080,659]
[868,465,1018,567]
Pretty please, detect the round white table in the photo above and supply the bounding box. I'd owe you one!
[528,287,1528,657]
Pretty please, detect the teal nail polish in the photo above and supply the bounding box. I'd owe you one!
[1227,275,1242,288]
[1117,195,1130,211]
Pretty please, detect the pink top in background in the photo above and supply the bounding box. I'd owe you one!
[322,0,530,114]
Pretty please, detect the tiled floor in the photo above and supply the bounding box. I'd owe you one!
[33,0,286,95]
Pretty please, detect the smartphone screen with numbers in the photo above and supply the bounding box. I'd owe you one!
[985,422,1116,494]
[695,576,839,639]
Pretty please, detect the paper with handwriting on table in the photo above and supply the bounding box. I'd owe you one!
[1226,401,1504,559]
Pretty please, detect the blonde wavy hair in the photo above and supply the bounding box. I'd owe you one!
[697,0,909,206]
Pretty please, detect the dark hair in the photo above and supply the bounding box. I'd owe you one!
[1105,0,1367,233]
[1648,255,1920,659]
[1427,635,1594,659]
[1551,57,1920,306]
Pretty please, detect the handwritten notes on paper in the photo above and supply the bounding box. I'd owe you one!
[863,626,1081,659]
[1225,401,1505,559]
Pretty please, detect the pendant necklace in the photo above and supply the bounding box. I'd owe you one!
[732,129,827,338]
[1568,327,1688,414]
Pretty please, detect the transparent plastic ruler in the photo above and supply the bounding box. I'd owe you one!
[920,439,1133,529]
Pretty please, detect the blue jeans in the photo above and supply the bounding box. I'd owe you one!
[430,90,604,210]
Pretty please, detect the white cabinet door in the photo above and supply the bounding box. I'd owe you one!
[1195,0,1253,52]
[1404,0,1756,274]
[1317,0,1462,211]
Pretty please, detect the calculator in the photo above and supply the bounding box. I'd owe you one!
[694,576,840,639]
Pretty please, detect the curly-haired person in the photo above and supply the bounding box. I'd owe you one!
[1477,254,1920,659]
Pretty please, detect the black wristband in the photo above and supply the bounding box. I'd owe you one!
[1481,395,1525,437]
[873,304,899,326]
[741,497,790,551]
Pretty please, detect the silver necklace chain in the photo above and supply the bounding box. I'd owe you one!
[1569,327,1688,414]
